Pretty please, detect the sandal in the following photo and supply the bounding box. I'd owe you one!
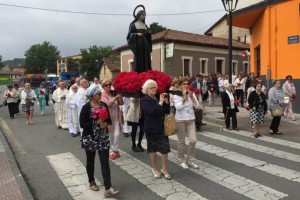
[152,169,161,179]
[160,169,171,180]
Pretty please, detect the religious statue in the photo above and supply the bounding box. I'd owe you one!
[126,5,152,73]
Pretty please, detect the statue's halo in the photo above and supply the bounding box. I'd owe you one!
[133,5,145,18]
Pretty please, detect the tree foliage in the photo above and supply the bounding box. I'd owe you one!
[24,41,60,74]
[80,45,113,80]
[66,58,80,72]
[150,22,167,34]
[2,58,25,67]
[0,55,4,69]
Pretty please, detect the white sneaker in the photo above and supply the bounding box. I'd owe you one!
[41,112,44,115]
[180,162,189,169]
[187,161,199,169]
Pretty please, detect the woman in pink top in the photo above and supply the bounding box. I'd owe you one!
[101,78,124,159]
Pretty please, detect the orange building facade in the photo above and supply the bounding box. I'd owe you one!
[233,0,300,112]
[233,0,300,80]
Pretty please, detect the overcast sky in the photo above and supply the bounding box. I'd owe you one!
[0,0,227,60]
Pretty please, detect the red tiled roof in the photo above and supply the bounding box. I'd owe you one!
[117,29,249,51]
[0,70,22,75]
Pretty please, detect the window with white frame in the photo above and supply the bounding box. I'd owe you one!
[243,61,249,74]
[199,58,208,75]
[232,60,238,74]
[215,57,225,74]
[181,56,193,76]
[128,59,133,71]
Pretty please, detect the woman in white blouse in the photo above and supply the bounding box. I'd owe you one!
[173,77,200,169]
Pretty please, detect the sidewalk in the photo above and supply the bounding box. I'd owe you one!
[0,124,34,200]
[203,96,300,141]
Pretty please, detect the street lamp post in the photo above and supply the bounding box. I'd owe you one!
[222,0,239,83]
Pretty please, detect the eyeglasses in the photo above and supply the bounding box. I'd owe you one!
[182,83,188,85]
[148,86,157,90]
[104,84,112,87]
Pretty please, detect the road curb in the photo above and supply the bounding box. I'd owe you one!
[0,118,34,200]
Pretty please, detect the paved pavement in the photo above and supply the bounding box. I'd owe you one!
[0,90,300,200]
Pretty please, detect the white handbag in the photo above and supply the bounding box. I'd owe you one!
[283,96,290,104]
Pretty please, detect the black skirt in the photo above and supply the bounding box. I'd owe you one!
[145,132,170,154]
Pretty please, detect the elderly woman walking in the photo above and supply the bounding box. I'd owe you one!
[141,79,171,180]
[268,80,285,135]
[79,86,119,197]
[4,85,18,119]
[282,75,296,121]
[101,78,124,160]
[248,82,268,138]
[173,77,200,169]
[66,84,80,137]
[21,83,37,124]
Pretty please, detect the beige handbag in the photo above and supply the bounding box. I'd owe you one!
[164,114,178,136]
[271,107,283,117]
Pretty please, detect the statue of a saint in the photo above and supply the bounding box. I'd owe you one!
[126,5,152,73]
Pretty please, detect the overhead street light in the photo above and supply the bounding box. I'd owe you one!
[221,0,239,83]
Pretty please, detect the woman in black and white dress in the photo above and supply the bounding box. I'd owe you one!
[248,82,268,138]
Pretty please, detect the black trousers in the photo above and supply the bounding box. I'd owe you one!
[15,100,20,114]
[236,89,244,107]
[194,109,203,127]
[224,109,237,129]
[85,149,111,190]
[7,102,16,118]
[131,124,144,146]
[270,116,281,133]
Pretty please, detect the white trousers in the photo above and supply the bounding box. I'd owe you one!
[110,120,121,152]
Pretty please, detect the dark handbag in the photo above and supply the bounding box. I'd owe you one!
[3,99,7,106]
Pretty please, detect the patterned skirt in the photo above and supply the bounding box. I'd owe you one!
[145,132,170,154]
[22,103,34,112]
[250,106,264,124]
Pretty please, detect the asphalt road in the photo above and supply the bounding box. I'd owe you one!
[1,96,300,200]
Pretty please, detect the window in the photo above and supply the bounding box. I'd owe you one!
[243,62,249,74]
[199,58,208,75]
[256,46,261,77]
[215,58,225,74]
[232,61,238,74]
[181,56,193,76]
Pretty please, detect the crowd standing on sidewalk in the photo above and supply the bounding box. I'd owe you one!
[1,70,298,198]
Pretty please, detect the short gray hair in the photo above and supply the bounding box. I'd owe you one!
[142,79,157,94]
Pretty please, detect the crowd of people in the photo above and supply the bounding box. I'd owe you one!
[2,72,297,197]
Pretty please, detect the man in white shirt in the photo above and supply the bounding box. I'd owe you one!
[75,78,89,135]
[218,75,228,96]
[88,77,103,93]
[233,73,246,107]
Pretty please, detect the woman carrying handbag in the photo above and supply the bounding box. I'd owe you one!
[268,80,284,135]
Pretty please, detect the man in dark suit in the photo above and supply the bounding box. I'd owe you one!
[221,83,239,130]
[191,74,206,131]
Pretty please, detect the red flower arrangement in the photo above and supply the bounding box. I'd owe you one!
[93,107,109,121]
[188,85,201,95]
[292,93,297,100]
[7,93,11,97]
[237,83,242,87]
[40,90,45,95]
[139,70,172,93]
[113,71,141,93]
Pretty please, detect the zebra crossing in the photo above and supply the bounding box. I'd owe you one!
[47,128,300,200]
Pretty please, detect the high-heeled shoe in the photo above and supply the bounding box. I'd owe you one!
[269,129,275,135]
[160,169,171,180]
[132,146,141,152]
[152,169,161,179]
[137,144,144,152]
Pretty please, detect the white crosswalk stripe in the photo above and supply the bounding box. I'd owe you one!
[224,129,300,150]
[168,135,300,183]
[140,140,288,200]
[201,131,300,163]
[46,128,300,200]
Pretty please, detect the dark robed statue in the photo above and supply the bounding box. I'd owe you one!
[127,5,152,73]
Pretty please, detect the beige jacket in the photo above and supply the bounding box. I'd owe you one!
[126,98,141,123]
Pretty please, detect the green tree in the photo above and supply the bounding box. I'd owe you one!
[66,58,80,72]
[24,41,60,74]
[80,45,113,80]
[0,55,4,69]
[150,22,167,34]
